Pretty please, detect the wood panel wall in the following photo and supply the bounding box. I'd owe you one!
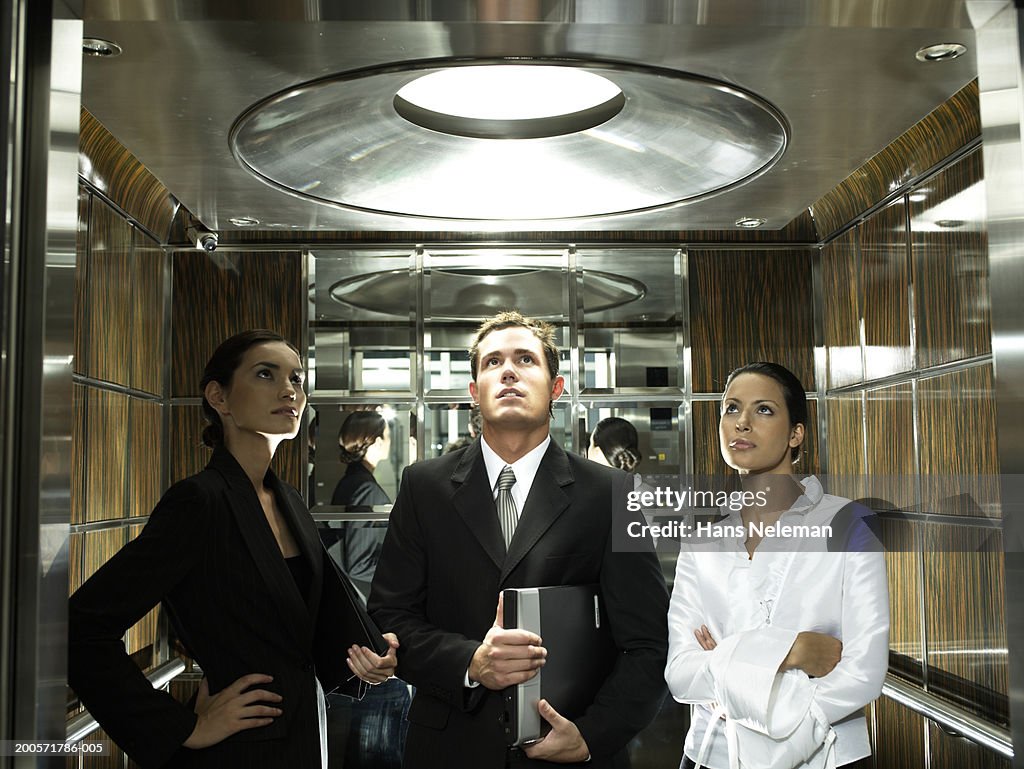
[821,144,1006,765]
[809,81,981,240]
[168,250,304,488]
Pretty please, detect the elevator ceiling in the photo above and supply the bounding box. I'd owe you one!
[78,0,977,233]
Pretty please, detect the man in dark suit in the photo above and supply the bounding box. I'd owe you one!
[369,311,669,768]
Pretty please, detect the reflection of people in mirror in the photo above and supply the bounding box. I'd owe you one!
[325,409,411,769]
[330,410,391,596]
[666,362,888,769]
[68,330,397,769]
[369,311,669,769]
[586,416,641,473]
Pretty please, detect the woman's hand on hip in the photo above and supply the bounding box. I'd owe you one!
[347,632,399,685]
[184,673,282,749]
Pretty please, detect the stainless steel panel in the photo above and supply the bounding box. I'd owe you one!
[36,14,79,752]
[1,5,80,764]
[78,7,976,232]
[973,3,1024,767]
[577,250,681,393]
[80,0,975,27]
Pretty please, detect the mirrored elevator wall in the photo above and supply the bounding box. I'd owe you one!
[68,76,1011,768]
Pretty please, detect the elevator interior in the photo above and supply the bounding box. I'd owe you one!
[6,1,1024,768]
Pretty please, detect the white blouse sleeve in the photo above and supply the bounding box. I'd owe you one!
[806,549,890,722]
[665,547,799,704]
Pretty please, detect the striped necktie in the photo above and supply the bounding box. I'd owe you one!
[496,465,518,548]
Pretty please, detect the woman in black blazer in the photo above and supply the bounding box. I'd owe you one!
[69,330,398,769]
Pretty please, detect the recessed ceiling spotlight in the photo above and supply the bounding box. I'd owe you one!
[915,43,967,62]
[735,217,766,228]
[82,38,122,57]
[393,65,625,140]
[228,216,260,226]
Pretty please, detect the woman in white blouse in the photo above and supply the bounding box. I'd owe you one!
[665,362,889,769]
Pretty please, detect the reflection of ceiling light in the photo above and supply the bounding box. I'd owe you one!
[393,66,625,139]
[735,217,766,228]
[330,266,646,321]
[935,219,965,228]
[228,216,260,226]
[82,38,121,57]
[915,43,967,62]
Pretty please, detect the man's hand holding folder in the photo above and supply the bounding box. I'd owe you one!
[469,594,547,690]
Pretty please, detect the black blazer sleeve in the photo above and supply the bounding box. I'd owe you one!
[68,480,209,768]
[573,472,669,758]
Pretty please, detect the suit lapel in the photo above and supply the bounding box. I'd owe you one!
[500,441,573,585]
[209,449,313,651]
[268,472,324,616]
[451,440,506,571]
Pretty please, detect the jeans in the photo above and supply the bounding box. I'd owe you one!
[327,678,411,769]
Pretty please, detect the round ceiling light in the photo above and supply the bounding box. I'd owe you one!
[230,59,789,221]
[82,38,122,57]
[735,216,766,228]
[393,66,625,139]
[329,266,646,320]
[915,43,967,62]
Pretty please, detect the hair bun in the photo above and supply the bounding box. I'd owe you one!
[610,447,640,473]
[201,422,224,449]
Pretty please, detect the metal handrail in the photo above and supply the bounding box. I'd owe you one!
[66,658,187,742]
[883,674,1013,759]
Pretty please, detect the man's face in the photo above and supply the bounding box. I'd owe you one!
[469,326,564,433]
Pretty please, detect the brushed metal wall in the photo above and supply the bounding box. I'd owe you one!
[976,4,1024,768]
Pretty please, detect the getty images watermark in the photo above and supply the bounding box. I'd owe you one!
[611,474,1021,554]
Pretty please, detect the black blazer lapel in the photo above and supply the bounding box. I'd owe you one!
[268,472,324,616]
[500,441,572,584]
[451,440,506,571]
[209,450,313,652]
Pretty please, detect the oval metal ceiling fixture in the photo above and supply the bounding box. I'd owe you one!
[230,58,789,221]
[329,266,646,321]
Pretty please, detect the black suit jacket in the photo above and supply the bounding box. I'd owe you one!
[368,439,669,769]
[324,462,391,600]
[69,448,364,769]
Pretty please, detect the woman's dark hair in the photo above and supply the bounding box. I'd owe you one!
[592,416,641,473]
[724,361,807,462]
[338,410,387,464]
[199,330,300,448]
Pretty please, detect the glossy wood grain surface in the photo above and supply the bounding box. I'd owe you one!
[861,199,913,381]
[84,197,132,386]
[810,81,980,239]
[83,388,129,522]
[79,107,180,242]
[822,228,863,388]
[170,250,303,398]
[918,365,999,517]
[911,148,991,369]
[689,249,815,392]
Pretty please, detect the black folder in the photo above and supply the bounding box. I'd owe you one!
[501,584,617,746]
[314,546,390,696]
